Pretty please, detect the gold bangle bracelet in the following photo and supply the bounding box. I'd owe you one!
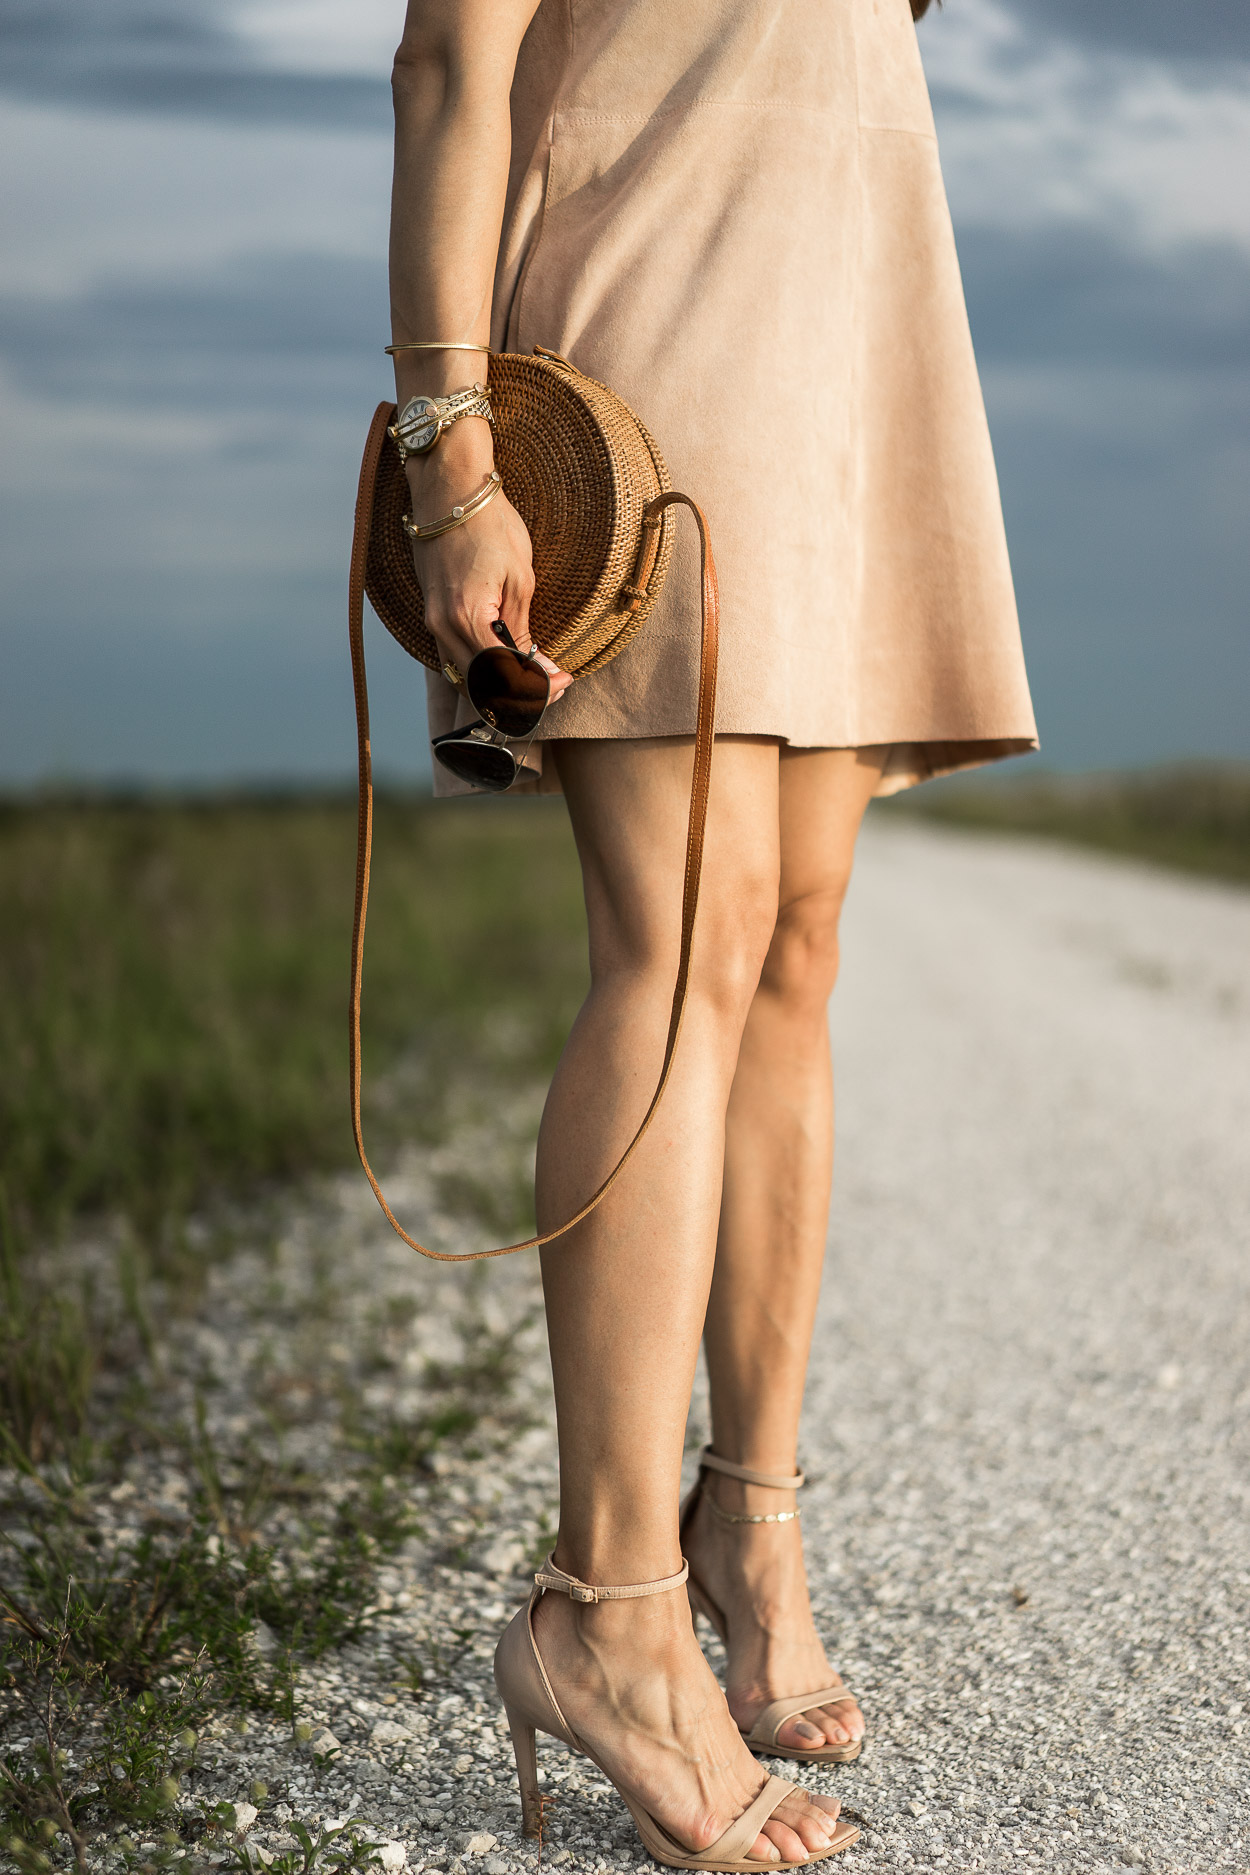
[402,470,503,541]
[385,341,492,355]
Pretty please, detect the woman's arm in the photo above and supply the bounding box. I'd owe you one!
[389,0,570,693]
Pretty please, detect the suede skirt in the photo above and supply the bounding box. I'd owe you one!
[426,0,1038,796]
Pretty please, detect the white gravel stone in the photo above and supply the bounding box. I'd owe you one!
[372,1721,413,1747]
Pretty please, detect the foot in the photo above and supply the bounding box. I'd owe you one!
[531,1574,844,1863]
[682,1477,867,1755]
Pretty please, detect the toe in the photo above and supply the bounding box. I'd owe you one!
[776,1707,850,1751]
[760,1819,808,1863]
[792,1797,841,1853]
[781,1717,826,1748]
[760,1793,841,1862]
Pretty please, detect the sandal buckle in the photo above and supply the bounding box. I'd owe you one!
[569,1582,600,1603]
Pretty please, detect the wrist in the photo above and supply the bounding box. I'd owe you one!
[404,419,496,492]
[391,347,491,402]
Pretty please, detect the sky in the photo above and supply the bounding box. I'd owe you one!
[1,0,1247,784]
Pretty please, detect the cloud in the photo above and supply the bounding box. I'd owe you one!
[1007,0,1250,67]
[959,226,1250,371]
[0,101,389,296]
[0,251,388,406]
[922,0,1250,255]
[0,0,390,127]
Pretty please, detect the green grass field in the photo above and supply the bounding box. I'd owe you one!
[0,792,588,1254]
[882,760,1250,885]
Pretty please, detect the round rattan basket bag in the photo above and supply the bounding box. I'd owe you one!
[362,346,677,676]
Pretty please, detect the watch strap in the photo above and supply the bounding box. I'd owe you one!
[389,385,494,458]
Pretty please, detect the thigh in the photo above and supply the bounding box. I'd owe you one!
[776,744,888,913]
[550,735,782,985]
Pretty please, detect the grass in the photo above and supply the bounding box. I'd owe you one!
[1,1269,537,1872]
[0,790,586,1253]
[881,760,1250,885]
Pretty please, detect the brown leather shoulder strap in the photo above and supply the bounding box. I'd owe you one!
[347,415,719,1260]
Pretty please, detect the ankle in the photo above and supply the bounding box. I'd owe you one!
[701,1473,801,1523]
[551,1530,684,1590]
[535,1577,698,1667]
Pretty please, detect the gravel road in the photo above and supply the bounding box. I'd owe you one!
[86,821,1248,1875]
[801,819,1250,1872]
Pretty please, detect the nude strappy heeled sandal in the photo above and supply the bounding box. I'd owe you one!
[680,1449,864,1765]
[493,1553,860,1871]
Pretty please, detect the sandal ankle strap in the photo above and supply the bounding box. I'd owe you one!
[699,1446,806,1491]
[534,1552,690,1604]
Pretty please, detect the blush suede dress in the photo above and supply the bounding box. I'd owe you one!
[425,0,1038,794]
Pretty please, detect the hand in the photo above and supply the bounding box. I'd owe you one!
[405,427,572,702]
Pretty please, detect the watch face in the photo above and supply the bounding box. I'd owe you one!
[394,396,441,453]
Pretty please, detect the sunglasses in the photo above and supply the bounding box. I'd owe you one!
[431,623,553,792]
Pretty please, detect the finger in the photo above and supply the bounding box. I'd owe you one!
[427,619,482,683]
[528,648,574,702]
[498,564,535,652]
[451,590,508,655]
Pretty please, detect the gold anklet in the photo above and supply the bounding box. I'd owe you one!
[705,1494,801,1527]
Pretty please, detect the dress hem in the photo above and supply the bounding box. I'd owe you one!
[428,727,1039,800]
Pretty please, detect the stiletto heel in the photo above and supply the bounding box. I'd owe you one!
[503,1705,542,1839]
[680,1448,865,1765]
[493,1551,860,1870]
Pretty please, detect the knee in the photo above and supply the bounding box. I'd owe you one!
[759,884,849,1012]
[691,864,780,1021]
[588,859,778,1030]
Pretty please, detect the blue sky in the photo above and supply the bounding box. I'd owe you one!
[1,0,1247,784]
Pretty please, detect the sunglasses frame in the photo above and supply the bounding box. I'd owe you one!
[431,624,552,793]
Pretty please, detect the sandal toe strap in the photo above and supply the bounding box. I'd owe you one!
[748,1686,857,1745]
[698,1773,798,1864]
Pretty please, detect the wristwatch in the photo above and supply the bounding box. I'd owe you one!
[388,383,494,458]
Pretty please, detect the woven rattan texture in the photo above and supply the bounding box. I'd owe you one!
[364,351,674,678]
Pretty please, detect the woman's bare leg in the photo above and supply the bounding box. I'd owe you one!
[687,745,887,1752]
[531,735,841,1865]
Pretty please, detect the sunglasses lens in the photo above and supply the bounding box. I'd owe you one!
[467,647,550,738]
[433,736,518,792]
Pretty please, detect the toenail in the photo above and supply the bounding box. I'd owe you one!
[794,1721,823,1742]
